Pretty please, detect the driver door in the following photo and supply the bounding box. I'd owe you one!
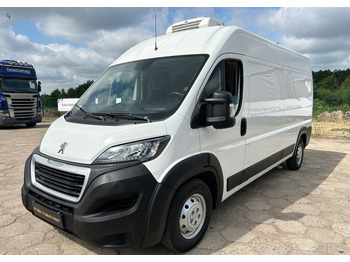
[198,56,248,201]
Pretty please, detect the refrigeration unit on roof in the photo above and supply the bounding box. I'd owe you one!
[166,17,224,34]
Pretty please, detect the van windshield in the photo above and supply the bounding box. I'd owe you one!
[73,55,207,122]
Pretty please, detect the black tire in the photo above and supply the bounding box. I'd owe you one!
[25,123,36,128]
[161,178,212,252]
[287,139,305,170]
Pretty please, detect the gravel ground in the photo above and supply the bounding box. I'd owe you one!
[0,120,349,255]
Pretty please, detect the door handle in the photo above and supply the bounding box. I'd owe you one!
[241,118,247,136]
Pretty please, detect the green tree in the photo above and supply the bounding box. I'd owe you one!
[317,74,339,90]
[342,78,350,89]
[75,80,93,97]
[48,80,93,99]
[50,89,61,98]
[313,69,332,86]
[66,87,76,97]
[60,89,67,98]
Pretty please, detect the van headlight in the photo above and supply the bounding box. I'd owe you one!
[93,136,170,164]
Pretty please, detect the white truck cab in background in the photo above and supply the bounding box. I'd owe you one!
[22,17,313,252]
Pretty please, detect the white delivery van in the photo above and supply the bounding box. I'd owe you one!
[22,17,313,252]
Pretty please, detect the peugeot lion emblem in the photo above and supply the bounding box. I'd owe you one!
[58,142,68,154]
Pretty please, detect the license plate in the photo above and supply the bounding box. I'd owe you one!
[32,201,64,229]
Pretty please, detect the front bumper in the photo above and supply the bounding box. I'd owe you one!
[0,111,42,126]
[21,148,168,248]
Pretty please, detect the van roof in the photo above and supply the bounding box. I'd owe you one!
[113,24,310,73]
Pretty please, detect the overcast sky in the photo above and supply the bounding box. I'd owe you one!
[1,3,350,94]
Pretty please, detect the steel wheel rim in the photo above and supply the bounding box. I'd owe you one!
[179,193,206,239]
[296,143,303,165]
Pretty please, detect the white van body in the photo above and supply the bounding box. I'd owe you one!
[22,18,313,252]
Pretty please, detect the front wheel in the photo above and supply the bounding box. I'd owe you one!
[161,178,212,252]
[286,139,305,170]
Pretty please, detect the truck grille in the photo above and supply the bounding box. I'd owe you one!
[5,94,37,118]
[11,98,36,118]
[35,162,85,199]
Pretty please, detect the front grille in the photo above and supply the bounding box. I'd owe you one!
[29,190,73,214]
[9,97,36,118]
[14,109,36,118]
[11,98,36,108]
[35,162,85,198]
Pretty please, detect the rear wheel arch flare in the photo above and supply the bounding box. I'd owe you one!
[300,133,307,146]
[297,125,311,148]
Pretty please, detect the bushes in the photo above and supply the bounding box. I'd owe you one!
[313,69,350,117]
[313,89,350,116]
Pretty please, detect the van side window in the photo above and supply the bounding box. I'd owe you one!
[204,60,243,113]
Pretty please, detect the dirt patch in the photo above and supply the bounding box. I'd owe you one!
[315,110,350,122]
[312,121,350,137]
[313,111,350,137]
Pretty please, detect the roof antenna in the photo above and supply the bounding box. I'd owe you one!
[154,14,158,51]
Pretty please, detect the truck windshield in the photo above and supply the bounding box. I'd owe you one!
[0,78,38,93]
[74,55,207,121]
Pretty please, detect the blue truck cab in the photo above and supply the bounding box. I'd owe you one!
[0,60,42,127]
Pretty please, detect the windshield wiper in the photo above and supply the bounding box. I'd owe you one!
[101,113,151,123]
[73,105,150,123]
[74,104,105,121]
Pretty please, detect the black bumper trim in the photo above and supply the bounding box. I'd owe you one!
[22,150,160,248]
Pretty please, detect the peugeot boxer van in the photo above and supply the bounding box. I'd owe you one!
[22,17,313,252]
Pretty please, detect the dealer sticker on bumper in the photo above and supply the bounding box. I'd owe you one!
[32,201,64,229]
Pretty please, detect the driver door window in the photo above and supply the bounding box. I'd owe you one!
[204,60,243,114]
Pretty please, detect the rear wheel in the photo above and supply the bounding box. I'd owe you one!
[161,178,212,252]
[287,139,305,170]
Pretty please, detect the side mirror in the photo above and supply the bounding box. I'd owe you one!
[191,91,236,129]
[205,91,236,129]
[38,81,42,92]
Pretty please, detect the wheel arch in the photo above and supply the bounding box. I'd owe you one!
[141,153,223,248]
[161,153,223,209]
[297,125,312,149]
